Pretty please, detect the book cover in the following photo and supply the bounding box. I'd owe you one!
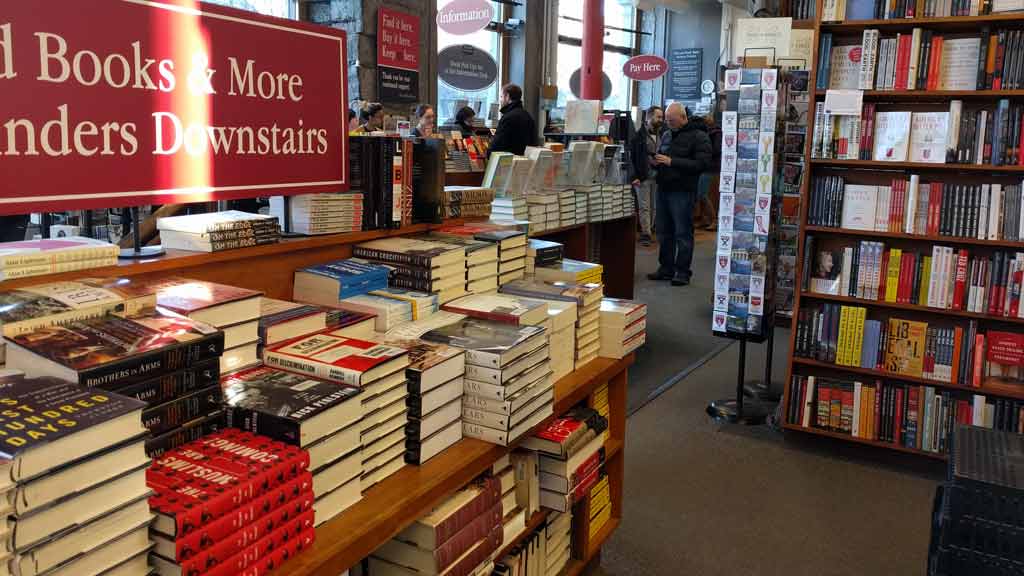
[442,294,548,325]
[909,112,950,163]
[353,237,465,268]
[940,38,982,91]
[421,317,545,360]
[499,280,604,307]
[151,277,262,315]
[156,210,277,233]
[873,111,912,161]
[885,318,928,377]
[0,278,157,338]
[840,184,879,230]
[264,332,408,386]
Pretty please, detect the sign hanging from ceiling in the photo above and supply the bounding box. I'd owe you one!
[437,0,494,35]
[0,0,348,215]
[438,45,498,92]
[622,54,669,81]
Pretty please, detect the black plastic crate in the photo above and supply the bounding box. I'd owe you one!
[945,426,1024,528]
[929,544,1024,576]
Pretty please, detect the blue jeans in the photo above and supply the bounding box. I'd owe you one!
[655,185,694,281]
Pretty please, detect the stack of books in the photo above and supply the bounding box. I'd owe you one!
[492,455,526,547]
[579,184,603,223]
[527,194,561,233]
[293,259,391,307]
[526,239,563,277]
[148,429,315,575]
[157,210,281,252]
[3,309,226,458]
[339,290,434,332]
[358,357,411,492]
[543,299,578,382]
[0,372,152,576]
[601,184,619,221]
[598,298,648,359]
[270,192,364,235]
[354,237,469,304]
[0,236,119,280]
[221,365,364,525]
[426,232,500,295]
[443,186,495,219]
[558,188,577,226]
[548,511,574,575]
[588,471,612,544]
[574,191,590,225]
[257,297,328,352]
[154,278,263,374]
[439,225,529,286]
[492,197,529,222]
[523,406,608,514]
[369,476,503,576]
[492,509,572,576]
[535,259,603,286]
[422,316,552,446]
[385,338,466,464]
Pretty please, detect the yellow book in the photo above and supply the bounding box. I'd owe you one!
[849,307,865,368]
[919,256,931,305]
[885,318,927,377]
[836,306,850,365]
[885,248,902,303]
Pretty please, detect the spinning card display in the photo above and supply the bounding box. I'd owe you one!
[713,68,780,339]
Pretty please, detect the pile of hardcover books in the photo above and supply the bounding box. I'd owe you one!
[438,225,528,286]
[527,194,561,233]
[426,232,500,295]
[574,191,590,225]
[492,197,529,222]
[153,277,263,374]
[421,314,552,447]
[385,338,467,465]
[354,237,469,304]
[270,192,364,235]
[492,455,526,547]
[263,330,411,491]
[541,299,578,382]
[157,210,281,252]
[598,298,648,359]
[526,239,563,277]
[3,305,226,458]
[523,406,608,514]
[443,186,495,219]
[535,259,603,286]
[293,258,391,307]
[0,236,119,281]
[148,429,315,575]
[257,297,328,353]
[0,372,152,576]
[369,476,503,576]
[221,365,364,525]
[339,288,438,332]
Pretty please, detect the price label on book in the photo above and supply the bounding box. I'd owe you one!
[823,89,864,116]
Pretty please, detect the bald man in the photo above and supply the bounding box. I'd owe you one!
[649,103,712,286]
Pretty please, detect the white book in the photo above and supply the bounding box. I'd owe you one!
[848,115,862,160]
[909,112,949,164]
[841,248,853,295]
[859,30,880,90]
[802,376,815,427]
[947,101,962,162]
[830,45,862,90]
[886,38,898,90]
[940,39,982,91]
[944,246,956,309]
[979,184,991,240]
[975,110,988,165]
[841,185,879,230]
[907,28,922,89]
[877,39,890,90]
[989,184,1003,240]
[853,381,862,438]
[875,186,892,232]
[927,246,941,308]
[873,111,912,162]
[905,175,919,234]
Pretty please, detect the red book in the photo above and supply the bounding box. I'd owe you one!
[973,334,986,388]
[927,184,939,235]
[431,502,503,573]
[570,449,605,489]
[570,465,602,503]
[841,385,855,434]
[263,332,409,387]
[441,294,549,326]
[817,385,831,429]
[894,387,905,445]
[873,382,883,441]
[952,327,963,385]
[897,253,908,303]
[1011,268,1023,317]
[952,249,969,310]
[927,37,944,91]
[171,511,315,576]
[895,35,911,91]
[152,277,262,322]
[879,251,890,300]
[198,428,311,481]
[993,32,1006,90]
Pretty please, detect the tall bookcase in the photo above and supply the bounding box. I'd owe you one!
[783,6,1024,459]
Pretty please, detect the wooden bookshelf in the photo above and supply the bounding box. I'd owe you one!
[784,2,1024,459]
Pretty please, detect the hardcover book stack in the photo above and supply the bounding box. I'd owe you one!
[534,259,603,286]
[526,194,560,233]
[526,239,564,277]
[598,298,648,359]
[491,455,526,549]
[384,338,467,465]
[154,278,263,375]
[541,299,578,382]
[369,476,503,576]
[421,316,553,446]
[522,406,608,514]
[353,237,469,304]
[0,236,119,281]
[714,67,780,338]
[0,372,152,576]
[424,232,500,295]
[339,289,437,333]
[157,210,281,253]
[440,226,529,286]
[443,186,495,219]
[221,365,364,525]
[147,429,315,576]
[262,330,411,490]
[270,192,364,235]
[293,258,391,307]
[257,297,328,354]
[492,197,530,222]
[3,308,226,458]
[587,471,612,544]
[500,279,605,370]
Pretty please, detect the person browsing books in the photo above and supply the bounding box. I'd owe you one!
[649,103,712,286]
[411,104,435,138]
[489,84,537,156]
[630,105,664,247]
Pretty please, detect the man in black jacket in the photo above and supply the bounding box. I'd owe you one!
[630,106,663,246]
[650,103,712,286]
[489,84,536,156]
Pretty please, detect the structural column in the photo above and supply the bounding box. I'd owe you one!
[581,0,604,101]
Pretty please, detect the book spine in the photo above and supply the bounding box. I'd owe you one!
[352,246,431,269]
[79,331,225,389]
[102,360,220,406]
[434,501,503,571]
[434,476,501,547]
[143,385,223,436]
[224,405,303,446]
[181,510,315,575]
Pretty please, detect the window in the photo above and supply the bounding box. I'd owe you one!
[205,0,297,19]
[436,0,503,127]
[556,0,636,112]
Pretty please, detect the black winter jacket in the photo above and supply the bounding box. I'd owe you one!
[655,118,712,195]
[489,101,537,156]
[630,124,661,182]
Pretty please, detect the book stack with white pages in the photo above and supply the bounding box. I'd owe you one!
[423,232,501,295]
[270,192,364,235]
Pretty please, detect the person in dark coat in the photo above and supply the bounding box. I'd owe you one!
[650,103,712,286]
[697,112,723,229]
[489,84,536,156]
[453,106,478,137]
[630,105,663,246]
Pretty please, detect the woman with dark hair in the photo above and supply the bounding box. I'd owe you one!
[411,104,435,138]
[347,108,358,132]
[354,102,384,134]
[453,106,477,137]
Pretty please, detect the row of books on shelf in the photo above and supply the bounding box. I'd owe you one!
[787,375,1024,455]
[821,0,1022,22]
[809,235,1024,319]
[821,28,1024,93]
[808,174,1024,241]
[812,100,1024,166]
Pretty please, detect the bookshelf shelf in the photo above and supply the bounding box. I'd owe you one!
[814,89,1024,99]
[801,291,1024,325]
[811,158,1024,172]
[820,13,1024,31]
[782,423,949,460]
[277,355,634,576]
[804,225,1024,249]
[792,357,1024,402]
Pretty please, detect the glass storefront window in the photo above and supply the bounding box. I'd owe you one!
[556,0,636,111]
[437,0,503,127]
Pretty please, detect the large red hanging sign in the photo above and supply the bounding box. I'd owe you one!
[0,0,348,215]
